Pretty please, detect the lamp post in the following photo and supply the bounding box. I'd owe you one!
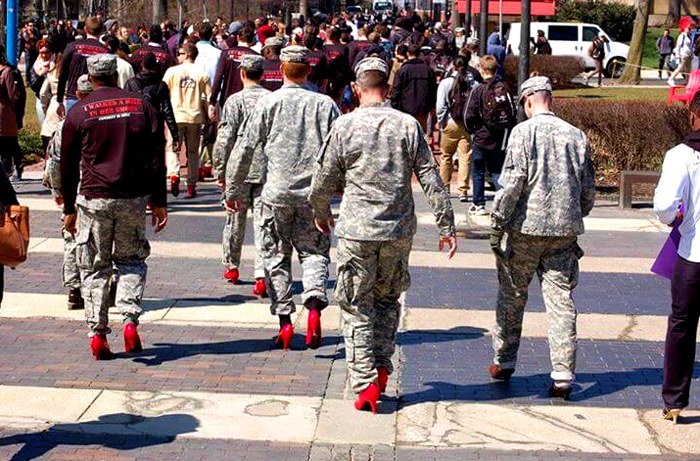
[479,0,488,54]
[6,0,18,66]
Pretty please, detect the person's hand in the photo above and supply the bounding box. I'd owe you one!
[208,105,218,122]
[439,234,457,259]
[53,195,64,207]
[151,206,168,233]
[225,200,244,213]
[63,213,77,235]
[217,179,225,191]
[489,227,506,259]
[56,102,65,118]
[315,216,335,236]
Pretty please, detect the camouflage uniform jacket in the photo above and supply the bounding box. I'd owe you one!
[212,84,270,186]
[492,111,596,236]
[42,119,65,198]
[310,101,456,241]
[229,83,340,205]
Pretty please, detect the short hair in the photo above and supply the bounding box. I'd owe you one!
[242,65,263,81]
[329,27,341,42]
[356,70,387,91]
[480,55,497,75]
[241,25,256,44]
[85,17,104,36]
[106,35,120,53]
[303,33,316,49]
[149,24,163,43]
[281,61,311,80]
[396,44,408,57]
[143,52,157,71]
[690,91,700,116]
[198,22,213,41]
[407,44,420,56]
[180,42,198,60]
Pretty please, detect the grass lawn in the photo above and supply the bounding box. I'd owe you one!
[642,27,667,71]
[24,91,40,133]
[554,86,669,102]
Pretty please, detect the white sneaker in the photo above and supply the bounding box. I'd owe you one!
[582,76,589,86]
[468,204,488,216]
[668,77,676,87]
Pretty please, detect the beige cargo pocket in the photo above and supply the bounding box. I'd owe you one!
[75,220,94,270]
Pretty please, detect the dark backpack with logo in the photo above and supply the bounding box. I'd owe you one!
[480,80,516,132]
[448,71,476,125]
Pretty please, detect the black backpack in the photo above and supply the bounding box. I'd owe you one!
[448,72,475,125]
[480,80,515,132]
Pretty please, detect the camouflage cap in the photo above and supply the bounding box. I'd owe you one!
[239,54,264,73]
[518,76,552,104]
[280,45,310,63]
[86,53,117,77]
[354,57,388,78]
[262,36,285,50]
[76,74,93,93]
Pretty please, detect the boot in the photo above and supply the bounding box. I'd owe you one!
[67,288,84,310]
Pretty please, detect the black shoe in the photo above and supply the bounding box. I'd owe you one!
[548,384,572,400]
[488,365,515,383]
[68,289,84,310]
[458,194,469,203]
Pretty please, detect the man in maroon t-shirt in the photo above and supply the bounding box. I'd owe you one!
[130,25,176,80]
[323,28,350,101]
[260,37,284,92]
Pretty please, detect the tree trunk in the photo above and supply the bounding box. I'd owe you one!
[452,0,462,29]
[619,0,651,85]
[666,0,680,27]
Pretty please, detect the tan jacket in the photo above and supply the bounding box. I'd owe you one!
[0,65,19,137]
[162,61,211,125]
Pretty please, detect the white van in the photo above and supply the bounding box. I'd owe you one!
[506,22,629,77]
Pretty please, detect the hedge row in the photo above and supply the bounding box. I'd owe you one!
[503,55,584,90]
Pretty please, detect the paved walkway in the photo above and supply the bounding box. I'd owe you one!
[1,172,699,460]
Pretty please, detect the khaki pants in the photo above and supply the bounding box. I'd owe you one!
[439,122,471,195]
[166,123,202,186]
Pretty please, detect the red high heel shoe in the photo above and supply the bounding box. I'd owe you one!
[274,324,294,350]
[306,309,322,349]
[223,268,239,283]
[251,278,267,297]
[124,322,143,354]
[378,367,389,393]
[90,334,113,360]
[354,383,380,414]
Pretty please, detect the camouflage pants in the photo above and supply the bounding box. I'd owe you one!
[336,237,412,393]
[222,183,265,279]
[75,196,150,336]
[257,201,330,316]
[62,227,81,290]
[493,231,582,382]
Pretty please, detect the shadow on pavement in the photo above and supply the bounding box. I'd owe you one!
[398,365,700,409]
[0,413,199,461]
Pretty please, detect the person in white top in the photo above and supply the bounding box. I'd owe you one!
[195,22,222,178]
[653,91,700,424]
[668,22,694,86]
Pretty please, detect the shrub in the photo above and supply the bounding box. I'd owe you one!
[556,0,636,42]
[503,55,584,90]
[18,129,44,165]
[554,100,690,184]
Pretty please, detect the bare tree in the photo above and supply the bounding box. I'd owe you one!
[619,0,651,84]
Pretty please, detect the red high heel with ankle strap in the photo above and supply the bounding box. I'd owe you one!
[251,278,267,297]
[354,383,380,414]
[377,367,389,393]
[124,322,143,354]
[274,324,294,350]
[223,268,239,283]
[306,309,322,349]
[90,334,113,360]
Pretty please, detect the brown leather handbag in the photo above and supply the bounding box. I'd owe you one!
[0,204,30,267]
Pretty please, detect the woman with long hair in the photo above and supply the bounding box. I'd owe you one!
[39,52,63,151]
[0,44,24,180]
[30,39,56,126]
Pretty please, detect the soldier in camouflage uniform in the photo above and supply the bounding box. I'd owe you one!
[310,58,457,413]
[213,55,270,294]
[488,76,596,399]
[43,75,93,310]
[228,46,340,349]
[60,54,167,360]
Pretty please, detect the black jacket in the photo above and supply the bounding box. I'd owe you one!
[464,77,510,152]
[390,58,437,116]
[124,71,179,143]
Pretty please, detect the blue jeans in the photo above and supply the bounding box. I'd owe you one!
[471,144,505,207]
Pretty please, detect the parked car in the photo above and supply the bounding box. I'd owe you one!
[506,22,629,78]
[346,5,363,15]
[373,0,393,14]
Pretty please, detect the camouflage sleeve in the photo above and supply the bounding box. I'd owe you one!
[225,104,266,202]
[492,127,528,228]
[309,128,344,221]
[212,98,241,181]
[411,121,456,237]
[580,140,596,218]
[42,123,63,197]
